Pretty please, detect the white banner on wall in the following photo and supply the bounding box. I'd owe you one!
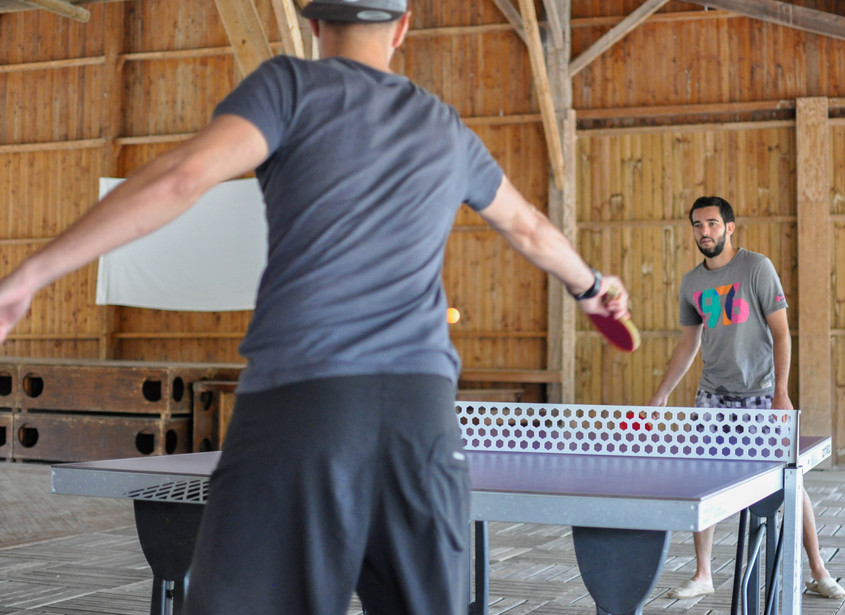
[96,177,268,311]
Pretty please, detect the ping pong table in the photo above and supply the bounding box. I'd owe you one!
[52,402,828,615]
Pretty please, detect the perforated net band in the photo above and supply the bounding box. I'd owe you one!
[456,402,798,462]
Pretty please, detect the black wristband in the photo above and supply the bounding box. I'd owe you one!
[570,268,602,301]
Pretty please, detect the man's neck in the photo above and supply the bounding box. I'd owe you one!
[316,24,395,73]
[320,44,392,72]
[704,245,738,270]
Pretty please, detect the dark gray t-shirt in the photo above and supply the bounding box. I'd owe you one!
[679,248,788,396]
[214,56,504,393]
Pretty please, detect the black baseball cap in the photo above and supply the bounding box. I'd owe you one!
[299,0,407,23]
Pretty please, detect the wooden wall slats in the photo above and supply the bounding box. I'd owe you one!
[571,13,845,110]
[411,0,509,28]
[403,31,534,117]
[123,57,234,137]
[0,150,101,238]
[114,339,246,363]
[128,0,229,52]
[0,66,101,143]
[0,7,103,64]
[0,0,842,416]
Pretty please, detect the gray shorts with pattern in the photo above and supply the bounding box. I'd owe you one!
[694,388,773,410]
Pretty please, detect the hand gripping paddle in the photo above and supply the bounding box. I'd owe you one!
[587,289,641,353]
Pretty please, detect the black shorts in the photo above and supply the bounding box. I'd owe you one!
[184,374,471,615]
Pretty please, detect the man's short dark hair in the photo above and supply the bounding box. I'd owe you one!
[689,196,735,225]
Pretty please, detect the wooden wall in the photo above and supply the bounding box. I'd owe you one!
[2,1,845,451]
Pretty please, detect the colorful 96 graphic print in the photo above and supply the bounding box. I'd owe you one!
[693,283,749,329]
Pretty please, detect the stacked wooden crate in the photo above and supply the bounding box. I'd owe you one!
[192,379,238,452]
[0,358,242,462]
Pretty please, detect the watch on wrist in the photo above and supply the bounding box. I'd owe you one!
[571,267,602,301]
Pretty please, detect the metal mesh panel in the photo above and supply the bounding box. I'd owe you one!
[456,402,797,462]
[125,478,209,503]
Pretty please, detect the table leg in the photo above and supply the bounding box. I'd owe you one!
[134,500,204,615]
[572,526,671,615]
[731,508,750,615]
[469,521,489,615]
[781,467,803,615]
[746,512,765,614]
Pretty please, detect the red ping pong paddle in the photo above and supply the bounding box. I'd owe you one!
[587,289,640,353]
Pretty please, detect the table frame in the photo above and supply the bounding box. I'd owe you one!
[52,423,830,615]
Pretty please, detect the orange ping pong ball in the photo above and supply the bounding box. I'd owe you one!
[446,307,461,324]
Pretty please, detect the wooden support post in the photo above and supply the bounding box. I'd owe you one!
[18,0,90,22]
[97,1,126,360]
[516,0,566,190]
[547,109,577,403]
[541,0,564,49]
[796,98,832,446]
[545,1,576,403]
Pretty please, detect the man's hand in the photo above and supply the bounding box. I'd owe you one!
[576,274,630,319]
[772,390,793,410]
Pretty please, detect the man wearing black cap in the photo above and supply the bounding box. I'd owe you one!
[0,1,630,613]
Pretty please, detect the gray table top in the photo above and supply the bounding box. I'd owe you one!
[52,436,831,532]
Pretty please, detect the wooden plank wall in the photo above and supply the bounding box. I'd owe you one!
[2,1,845,449]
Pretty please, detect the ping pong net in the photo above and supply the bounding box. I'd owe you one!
[456,402,799,463]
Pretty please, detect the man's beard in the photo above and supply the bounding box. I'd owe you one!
[697,232,727,258]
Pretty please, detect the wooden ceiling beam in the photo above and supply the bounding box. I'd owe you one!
[685,0,845,41]
[490,0,528,44]
[18,0,89,21]
[516,0,565,191]
[213,0,273,78]
[270,0,305,58]
[570,0,671,76]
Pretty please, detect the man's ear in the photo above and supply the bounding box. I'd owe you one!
[309,18,320,38]
[726,220,736,236]
[391,11,411,49]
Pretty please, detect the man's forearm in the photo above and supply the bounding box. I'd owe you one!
[649,326,701,405]
[772,331,791,398]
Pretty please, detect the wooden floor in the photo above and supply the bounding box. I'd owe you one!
[2,462,845,614]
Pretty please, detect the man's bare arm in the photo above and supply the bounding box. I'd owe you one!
[479,175,629,317]
[648,325,703,406]
[766,308,793,410]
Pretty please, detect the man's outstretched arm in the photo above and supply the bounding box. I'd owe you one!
[479,175,629,318]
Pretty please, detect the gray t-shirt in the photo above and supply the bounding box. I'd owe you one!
[214,56,504,393]
[679,248,788,396]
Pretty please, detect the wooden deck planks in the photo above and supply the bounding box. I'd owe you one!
[1,463,845,614]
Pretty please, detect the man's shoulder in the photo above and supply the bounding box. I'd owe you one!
[733,248,781,280]
[681,260,707,282]
[734,247,770,265]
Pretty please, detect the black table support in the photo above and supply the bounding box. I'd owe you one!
[134,500,204,615]
[731,489,784,615]
[468,521,490,615]
[572,526,672,615]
